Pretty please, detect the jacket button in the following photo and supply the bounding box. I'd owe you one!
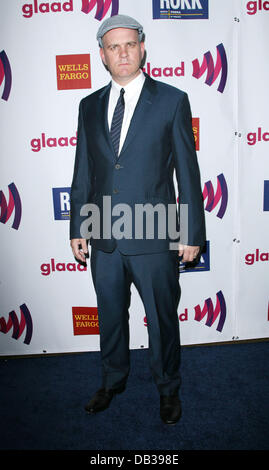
[115,164,121,169]
[113,189,119,194]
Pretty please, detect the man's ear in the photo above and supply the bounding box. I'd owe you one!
[99,47,107,66]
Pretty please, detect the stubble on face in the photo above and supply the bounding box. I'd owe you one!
[99,28,145,86]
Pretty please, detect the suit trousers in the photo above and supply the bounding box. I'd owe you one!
[90,246,181,396]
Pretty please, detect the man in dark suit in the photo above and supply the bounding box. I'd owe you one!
[70,14,205,425]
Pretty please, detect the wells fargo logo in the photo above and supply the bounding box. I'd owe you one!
[56,54,91,91]
[192,117,199,151]
[0,304,33,345]
[81,0,119,21]
[0,182,22,230]
[72,307,99,335]
[0,50,12,101]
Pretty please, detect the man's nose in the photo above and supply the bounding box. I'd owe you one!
[119,45,128,57]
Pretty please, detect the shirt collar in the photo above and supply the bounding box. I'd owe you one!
[111,70,145,101]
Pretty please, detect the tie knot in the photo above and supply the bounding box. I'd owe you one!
[120,88,125,104]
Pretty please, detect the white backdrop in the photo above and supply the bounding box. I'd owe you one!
[0,0,268,356]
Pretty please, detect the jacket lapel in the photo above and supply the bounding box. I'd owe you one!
[97,82,115,156]
[119,74,155,159]
[97,74,156,161]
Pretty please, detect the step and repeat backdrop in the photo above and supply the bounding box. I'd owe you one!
[0,0,268,355]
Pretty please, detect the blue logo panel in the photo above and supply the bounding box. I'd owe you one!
[52,187,71,220]
[264,181,269,211]
[153,0,209,20]
[180,240,210,273]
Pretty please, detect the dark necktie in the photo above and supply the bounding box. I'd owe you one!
[110,88,125,157]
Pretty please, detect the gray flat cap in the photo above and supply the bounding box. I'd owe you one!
[96,14,144,47]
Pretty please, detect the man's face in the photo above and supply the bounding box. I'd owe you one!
[99,27,145,85]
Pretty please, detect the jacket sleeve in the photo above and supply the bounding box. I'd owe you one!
[69,99,95,239]
[172,92,206,247]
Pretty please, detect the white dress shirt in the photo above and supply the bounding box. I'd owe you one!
[107,70,145,154]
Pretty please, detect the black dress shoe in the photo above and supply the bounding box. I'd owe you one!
[85,385,125,414]
[160,395,182,425]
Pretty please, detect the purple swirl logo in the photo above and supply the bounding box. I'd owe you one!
[0,50,12,101]
[0,304,33,345]
[192,43,228,93]
[0,182,22,230]
[81,0,119,20]
[203,173,228,219]
[194,290,226,332]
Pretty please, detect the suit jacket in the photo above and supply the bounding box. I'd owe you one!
[70,73,206,255]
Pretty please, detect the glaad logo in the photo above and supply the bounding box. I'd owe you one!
[194,290,226,332]
[244,248,269,265]
[264,180,269,211]
[192,43,228,93]
[22,0,74,18]
[0,50,12,101]
[142,61,185,78]
[81,0,119,21]
[0,182,22,230]
[246,0,269,15]
[152,0,209,20]
[30,132,77,152]
[52,187,70,220]
[40,258,87,275]
[203,173,228,219]
[247,127,269,145]
[0,304,33,345]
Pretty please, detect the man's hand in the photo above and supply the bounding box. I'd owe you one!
[178,244,200,263]
[70,238,88,263]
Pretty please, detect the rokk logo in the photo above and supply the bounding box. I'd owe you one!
[72,307,99,335]
[203,173,228,219]
[194,290,226,332]
[0,50,12,101]
[192,43,228,93]
[0,304,33,345]
[152,0,209,20]
[264,180,269,211]
[56,54,91,91]
[52,187,70,220]
[81,0,119,20]
[0,182,22,230]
